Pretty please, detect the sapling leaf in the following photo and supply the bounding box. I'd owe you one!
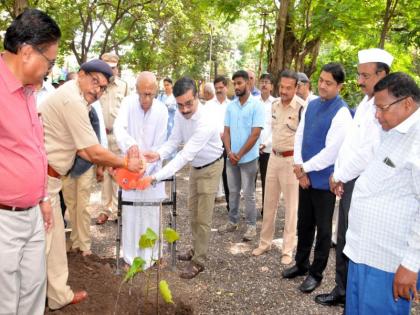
[123,257,146,282]
[163,227,180,244]
[159,280,174,304]
[139,228,158,249]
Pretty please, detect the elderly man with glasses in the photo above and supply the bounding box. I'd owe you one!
[39,59,144,310]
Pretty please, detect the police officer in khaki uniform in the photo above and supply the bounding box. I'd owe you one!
[40,59,142,310]
[252,70,304,265]
[96,52,129,224]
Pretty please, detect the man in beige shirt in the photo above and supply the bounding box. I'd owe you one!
[40,59,142,310]
[96,52,129,224]
[252,70,304,265]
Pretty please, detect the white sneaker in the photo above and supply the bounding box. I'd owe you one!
[243,225,257,241]
[218,221,238,233]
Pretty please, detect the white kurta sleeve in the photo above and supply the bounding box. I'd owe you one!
[293,106,306,165]
[303,107,352,172]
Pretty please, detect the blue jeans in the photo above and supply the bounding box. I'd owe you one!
[226,158,258,226]
[346,260,420,315]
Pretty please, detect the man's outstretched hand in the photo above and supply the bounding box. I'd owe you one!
[143,151,160,163]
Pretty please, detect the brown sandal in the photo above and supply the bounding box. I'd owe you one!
[180,261,204,279]
[96,213,109,225]
[177,249,194,261]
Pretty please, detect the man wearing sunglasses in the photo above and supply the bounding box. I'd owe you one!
[315,48,393,308]
[0,9,60,315]
[343,73,420,314]
[39,59,144,310]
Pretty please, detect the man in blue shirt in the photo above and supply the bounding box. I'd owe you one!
[218,70,265,241]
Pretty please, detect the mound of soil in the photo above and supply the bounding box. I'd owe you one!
[45,252,193,315]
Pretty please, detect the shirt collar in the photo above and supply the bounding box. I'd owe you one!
[0,54,25,93]
[393,108,420,134]
[280,95,299,109]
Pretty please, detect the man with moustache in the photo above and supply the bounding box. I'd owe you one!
[206,75,230,211]
[282,63,352,293]
[218,70,265,241]
[0,9,60,314]
[113,71,168,268]
[344,72,420,314]
[253,70,304,266]
[315,48,393,307]
[296,72,318,103]
[142,77,224,279]
[39,59,143,310]
[257,72,276,212]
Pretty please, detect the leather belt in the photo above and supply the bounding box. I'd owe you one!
[193,155,223,170]
[47,164,61,178]
[272,149,294,157]
[0,203,34,211]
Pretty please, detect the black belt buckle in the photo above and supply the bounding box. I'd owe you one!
[194,155,223,170]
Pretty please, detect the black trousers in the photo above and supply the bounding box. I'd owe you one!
[258,152,270,212]
[295,187,336,281]
[335,178,356,295]
[222,148,230,211]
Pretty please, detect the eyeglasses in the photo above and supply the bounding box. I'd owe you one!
[139,93,156,99]
[87,73,108,93]
[375,96,409,112]
[259,80,272,85]
[31,45,56,70]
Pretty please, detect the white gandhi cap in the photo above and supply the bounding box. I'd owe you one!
[358,48,394,66]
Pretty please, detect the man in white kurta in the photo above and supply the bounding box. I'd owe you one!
[113,72,168,268]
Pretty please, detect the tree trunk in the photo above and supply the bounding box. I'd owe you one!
[268,0,290,74]
[13,0,28,17]
[379,0,399,48]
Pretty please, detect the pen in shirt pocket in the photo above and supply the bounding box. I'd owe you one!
[383,157,396,168]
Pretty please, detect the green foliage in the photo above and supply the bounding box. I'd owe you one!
[163,228,179,244]
[159,280,174,304]
[139,227,158,249]
[123,257,146,282]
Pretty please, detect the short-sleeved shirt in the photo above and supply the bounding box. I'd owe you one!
[39,80,99,175]
[271,95,305,152]
[224,95,265,163]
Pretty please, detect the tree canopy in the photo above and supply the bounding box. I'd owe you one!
[0,0,418,102]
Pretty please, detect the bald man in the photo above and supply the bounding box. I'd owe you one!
[113,71,168,268]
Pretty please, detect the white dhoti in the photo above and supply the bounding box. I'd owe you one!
[121,183,166,269]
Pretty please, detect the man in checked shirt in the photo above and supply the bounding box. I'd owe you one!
[344,72,420,315]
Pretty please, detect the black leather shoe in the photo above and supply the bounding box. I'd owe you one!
[299,275,321,293]
[315,290,345,306]
[282,265,307,279]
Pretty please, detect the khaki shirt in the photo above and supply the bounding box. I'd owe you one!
[100,77,128,130]
[100,77,128,153]
[271,95,305,152]
[40,80,99,175]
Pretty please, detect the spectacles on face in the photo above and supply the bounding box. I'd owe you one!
[177,98,195,110]
[375,96,409,112]
[139,93,156,99]
[31,45,56,70]
[87,73,108,93]
[259,80,272,85]
[357,72,378,80]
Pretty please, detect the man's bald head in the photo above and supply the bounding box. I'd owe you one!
[136,71,158,112]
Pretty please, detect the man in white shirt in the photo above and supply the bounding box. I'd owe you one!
[257,73,276,212]
[315,48,393,307]
[344,72,420,314]
[296,72,318,104]
[206,76,230,211]
[283,63,352,293]
[142,77,224,279]
[203,82,216,102]
[113,71,168,268]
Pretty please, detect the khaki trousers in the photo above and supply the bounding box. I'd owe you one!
[62,167,94,251]
[188,158,223,267]
[0,206,46,315]
[46,176,74,310]
[101,134,120,217]
[257,155,299,258]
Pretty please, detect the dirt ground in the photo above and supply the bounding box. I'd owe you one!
[46,166,420,315]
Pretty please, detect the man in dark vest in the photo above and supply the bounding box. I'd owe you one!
[282,63,353,293]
